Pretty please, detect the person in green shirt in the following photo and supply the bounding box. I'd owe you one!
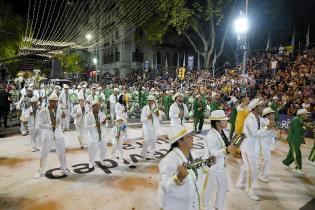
[193,95,206,133]
[162,91,172,120]
[282,109,310,175]
[229,97,239,140]
[270,96,280,123]
[210,92,220,112]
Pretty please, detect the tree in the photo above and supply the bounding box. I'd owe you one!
[0,0,24,60]
[54,52,84,74]
[122,0,236,70]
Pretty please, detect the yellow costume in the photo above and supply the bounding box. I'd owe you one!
[235,105,249,135]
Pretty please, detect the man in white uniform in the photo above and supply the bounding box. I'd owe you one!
[84,101,108,169]
[157,128,216,210]
[34,93,71,178]
[169,93,188,137]
[72,96,90,149]
[140,96,162,161]
[58,84,71,131]
[109,88,119,124]
[24,96,41,152]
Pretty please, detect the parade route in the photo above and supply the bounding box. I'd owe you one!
[0,123,314,210]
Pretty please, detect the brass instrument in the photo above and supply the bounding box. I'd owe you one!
[231,133,246,147]
[183,156,216,170]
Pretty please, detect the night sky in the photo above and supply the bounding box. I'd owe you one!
[5,0,315,48]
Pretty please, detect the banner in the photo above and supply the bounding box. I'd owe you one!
[188,55,194,71]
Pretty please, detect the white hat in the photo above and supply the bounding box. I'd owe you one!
[77,85,81,88]
[82,85,87,88]
[114,88,119,92]
[147,95,156,101]
[209,110,229,121]
[172,92,183,101]
[169,128,194,145]
[297,109,310,116]
[98,87,102,90]
[63,84,69,89]
[30,96,38,103]
[48,93,59,101]
[248,98,263,111]
[262,107,275,116]
[91,101,100,106]
[91,86,96,89]
[212,92,218,98]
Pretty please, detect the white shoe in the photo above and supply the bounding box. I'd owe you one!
[307,160,315,166]
[258,176,269,183]
[33,171,43,179]
[88,162,95,169]
[32,148,37,152]
[247,191,260,201]
[294,169,305,175]
[236,182,244,189]
[62,169,72,176]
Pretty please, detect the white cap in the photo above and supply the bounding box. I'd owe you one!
[48,93,59,101]
[297,109,310,116]
[172,92,183,101]
[91,101,100,106]
[248,98,263,111]
[30,96,38,103]
[63,84,69,89]
[169,128,194,145]
[262,107,275,116]
[98,87,102,90]
[210,110,229,121]
[113,88,119,92]
[77,85,81,88]
[82,85,87,88]
[147,95,156,101]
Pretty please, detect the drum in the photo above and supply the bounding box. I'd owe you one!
[69,93,78,103]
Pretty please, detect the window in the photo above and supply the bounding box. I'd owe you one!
[132,48,144,62]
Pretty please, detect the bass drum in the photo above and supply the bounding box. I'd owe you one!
[69,93,78,103]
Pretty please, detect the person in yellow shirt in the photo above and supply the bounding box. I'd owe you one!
[235,96,250,135]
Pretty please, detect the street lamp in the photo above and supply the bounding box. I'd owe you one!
[234,13,249,75]
[85,33,92,41]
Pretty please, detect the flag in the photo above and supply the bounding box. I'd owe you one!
[266,32,270,52]
[291,27,295,50]
[183,52,186,67]
[306,24,310,48]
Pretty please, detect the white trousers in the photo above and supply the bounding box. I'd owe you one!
[88,141,107,163]
[203,170,228,210]
[61,108,70,130]
[110,105,115,122]
[257,146,272,178]
[237,151,258,193]
[20,122,28,135]
[39,137,67,173]
[29,128,41,150]
[141,130,157,158]
[112,140,123,161]
[75,124,85,147]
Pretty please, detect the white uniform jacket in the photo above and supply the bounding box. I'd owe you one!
[257,117,277,149]
[204,128,229,171]
[72,104,90,125]
[58,91,71,109]
[141,104,161,133]
[109,94,118,107]
[24,106,41,129]
[157,147,202,210]
[169,102,189,128]
[84,111,107,142]
[115,103,127,121]
[38,106,63,140]
[241,113,270,155]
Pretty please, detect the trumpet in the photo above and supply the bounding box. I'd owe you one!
[183,156,216,170]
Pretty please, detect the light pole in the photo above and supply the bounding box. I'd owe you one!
[93,57,98,82]
[234,12,249,75]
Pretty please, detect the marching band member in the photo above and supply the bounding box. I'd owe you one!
[84,101,108,169]
[282,108,310,174]
[115,94,128,122]
[58,84,71,131]
[109,88,119,124]
[18,87,33,136]
[157,128,216,210]
[87,86,99,104]
[34,93,71,178]
[236,98,269,201]
[140,95,162,161]
[24,96,41,152]
[169,93,188,137]
[78,84,89,100]
[203,110,233,210]
[72,96,90,149]
[256,107,277,183]
[111,118,127,164]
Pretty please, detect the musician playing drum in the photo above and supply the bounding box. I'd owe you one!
[203,110,233,210]
[157,128,216,210]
